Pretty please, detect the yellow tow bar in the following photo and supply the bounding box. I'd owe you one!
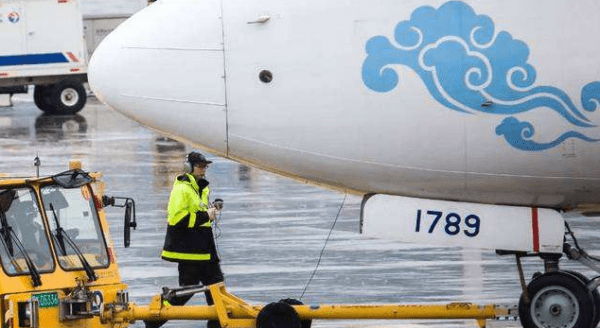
[102,283,511,328]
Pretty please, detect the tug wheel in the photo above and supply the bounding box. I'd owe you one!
[519,271,595,328]
[256,301,301,328]
[280,298,312,328]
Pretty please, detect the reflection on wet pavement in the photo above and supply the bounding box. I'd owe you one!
[34,114,87,142]
[4,96,600,328]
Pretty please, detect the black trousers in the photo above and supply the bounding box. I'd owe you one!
[175,261,225,306]
[145,261,224,328]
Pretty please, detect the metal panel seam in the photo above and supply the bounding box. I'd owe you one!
[219,0,229,157]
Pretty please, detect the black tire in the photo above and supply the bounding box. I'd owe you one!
[279,299,311,328]
[256,301,301,328]
[206,319,221,328]
[519,271,596,328]
[33,85,56,113]
[566,271,600,328]
[49,80,86,114]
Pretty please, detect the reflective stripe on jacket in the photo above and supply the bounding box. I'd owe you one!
[161,173,218,263]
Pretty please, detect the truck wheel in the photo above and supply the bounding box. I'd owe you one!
[50,80,86,114]
[33,85,56,113]
[519,271,595,328]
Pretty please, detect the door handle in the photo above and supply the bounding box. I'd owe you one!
[247,15,270,24]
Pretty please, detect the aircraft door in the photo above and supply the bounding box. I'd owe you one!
[221,0,471,189]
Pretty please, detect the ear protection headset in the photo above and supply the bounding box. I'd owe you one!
[184,151,212,173]
[184,153,194,173]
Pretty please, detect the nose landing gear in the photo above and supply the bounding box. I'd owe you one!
[513,221,600,328]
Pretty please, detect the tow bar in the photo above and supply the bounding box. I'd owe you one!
[101,282,516,328]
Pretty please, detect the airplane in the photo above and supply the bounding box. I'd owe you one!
[88,0,600,327]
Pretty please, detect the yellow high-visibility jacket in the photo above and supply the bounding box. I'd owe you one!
[161,173,218,263]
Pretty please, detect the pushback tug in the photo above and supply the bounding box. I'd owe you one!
[3,160,600,328]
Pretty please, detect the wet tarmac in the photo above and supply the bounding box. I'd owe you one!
[2,95,600,327]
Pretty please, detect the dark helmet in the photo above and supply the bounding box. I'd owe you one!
[187,151,212,167]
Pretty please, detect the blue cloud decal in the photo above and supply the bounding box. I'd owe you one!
[496,117,599,151]
[362,1,600,150]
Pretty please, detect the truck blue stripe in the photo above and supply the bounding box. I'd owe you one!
[0,53,69,66]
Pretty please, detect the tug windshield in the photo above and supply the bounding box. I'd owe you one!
[0,188,54,275]
[41,184,109,270]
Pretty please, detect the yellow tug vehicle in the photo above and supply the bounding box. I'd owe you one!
[0,160,132,328]
[0,161,512,328]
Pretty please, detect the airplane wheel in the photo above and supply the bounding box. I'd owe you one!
[256,301,301,328]
[49,80,86,114]
[565,271,600,328]
[33,85,56,113]
[519,271,595,328]
[280,298,312,328]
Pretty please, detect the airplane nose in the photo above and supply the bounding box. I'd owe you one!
[88,0,227,155]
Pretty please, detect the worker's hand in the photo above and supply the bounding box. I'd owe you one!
[207,207,219,221]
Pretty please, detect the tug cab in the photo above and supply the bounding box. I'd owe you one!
[0,163,129,328]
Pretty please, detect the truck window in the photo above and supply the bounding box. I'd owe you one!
[41,184,109,270]
[0,187,55,275]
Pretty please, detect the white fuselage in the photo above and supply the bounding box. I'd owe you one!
[89,0,600,209]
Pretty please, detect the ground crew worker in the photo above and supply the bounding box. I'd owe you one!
[145,151,224,328]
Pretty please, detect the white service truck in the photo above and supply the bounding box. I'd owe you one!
[0,0,88,114]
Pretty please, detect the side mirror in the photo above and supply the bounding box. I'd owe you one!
[102,196,137,248]
[123,200,137,248]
